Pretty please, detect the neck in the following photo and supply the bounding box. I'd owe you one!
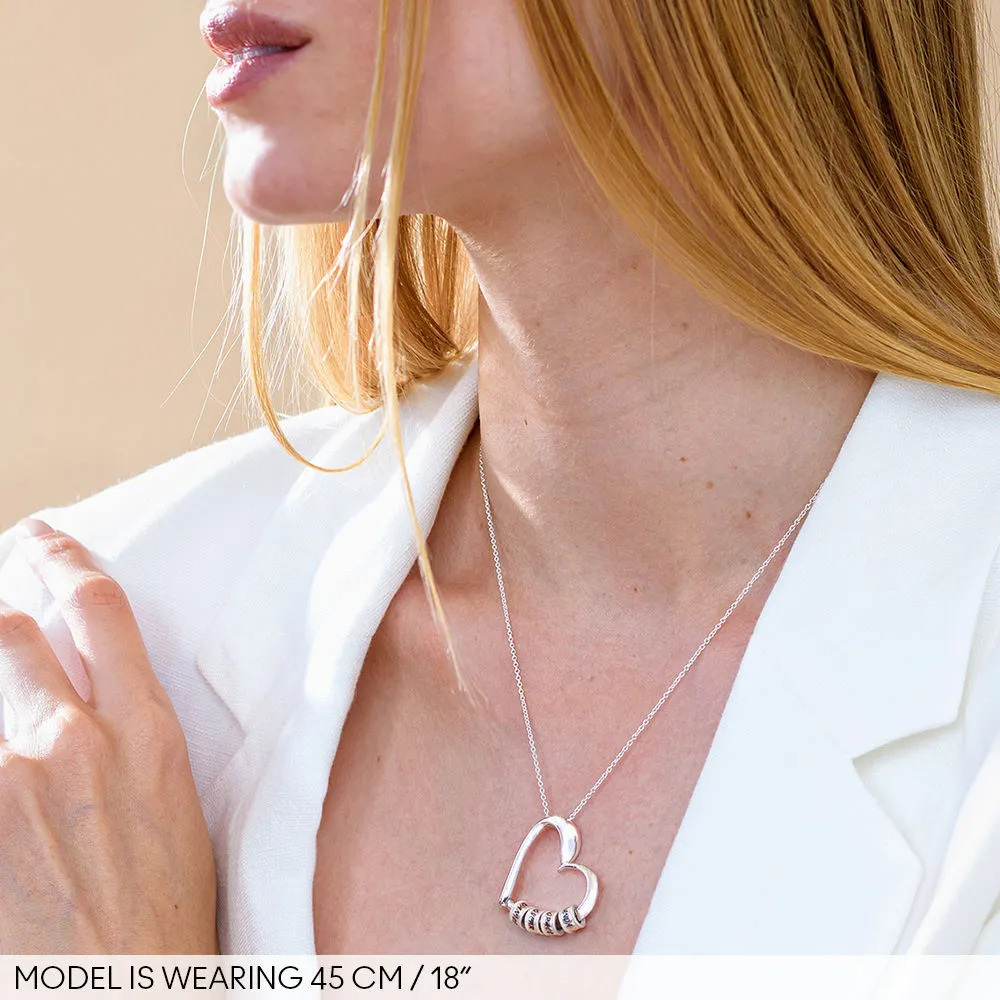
[438,182,876,623]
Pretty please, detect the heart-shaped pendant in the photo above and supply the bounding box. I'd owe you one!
[498,815,599,936]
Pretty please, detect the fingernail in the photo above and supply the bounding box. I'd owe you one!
[15,517,53,539]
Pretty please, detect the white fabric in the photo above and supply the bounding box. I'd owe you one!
[3,343,1000,955]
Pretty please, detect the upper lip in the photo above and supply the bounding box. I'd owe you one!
[199,4,312,64]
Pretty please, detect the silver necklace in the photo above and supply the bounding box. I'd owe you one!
[478,443,821,938]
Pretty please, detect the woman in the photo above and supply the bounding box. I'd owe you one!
[2,0,1000,956]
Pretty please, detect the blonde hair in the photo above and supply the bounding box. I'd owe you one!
[231,0,1000,693]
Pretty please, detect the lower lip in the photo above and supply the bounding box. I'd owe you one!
[206,45,307,107]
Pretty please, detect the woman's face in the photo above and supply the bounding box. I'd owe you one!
[201,0,564,227]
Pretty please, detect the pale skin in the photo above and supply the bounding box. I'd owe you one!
[3,0,874,953]
[0,521,217,953]
[219,0,875,953]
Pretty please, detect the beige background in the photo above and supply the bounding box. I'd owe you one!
[4,4,1000,531]
[1,3,256,530]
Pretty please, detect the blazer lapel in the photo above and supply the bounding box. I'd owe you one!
[194,348,481,952]
[633,373,1000,954]
[193,350,1000,954]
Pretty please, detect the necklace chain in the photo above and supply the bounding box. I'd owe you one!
[478,442,821,823]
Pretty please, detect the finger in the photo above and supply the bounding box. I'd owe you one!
[15,520,160,716]
[0,595,89,729]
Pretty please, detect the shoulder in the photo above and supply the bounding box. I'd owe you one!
[0,347,479,762]
[0,403,370,774]
[0,403,364,596]
[0,346,480,581]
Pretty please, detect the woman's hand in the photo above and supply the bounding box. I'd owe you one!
[0,519,218,954]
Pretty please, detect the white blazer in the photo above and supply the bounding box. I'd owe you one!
[3,344,1000,956]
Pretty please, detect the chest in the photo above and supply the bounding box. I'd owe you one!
[311,583,753,955]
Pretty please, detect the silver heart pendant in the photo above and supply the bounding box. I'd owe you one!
[498,815,599,936]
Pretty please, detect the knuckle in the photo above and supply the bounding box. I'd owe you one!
[0,751,43,808]
[30,531,81,562]
[0,606,41,643]
[0,748,34,785]
[126,699,191,785]
[46,704,110,759]
[65,572,130,613]
[129,696,185,749]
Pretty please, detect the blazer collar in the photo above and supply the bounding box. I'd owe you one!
[193,347,1000,953]
[197,354,1000,754]
[755,370,1000,760]
[630,371,1000,953]
[195,347,481,734]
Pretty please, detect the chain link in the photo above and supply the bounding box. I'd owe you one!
[478,443,821,823]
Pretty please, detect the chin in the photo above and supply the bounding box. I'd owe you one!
[220,126,355,226]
